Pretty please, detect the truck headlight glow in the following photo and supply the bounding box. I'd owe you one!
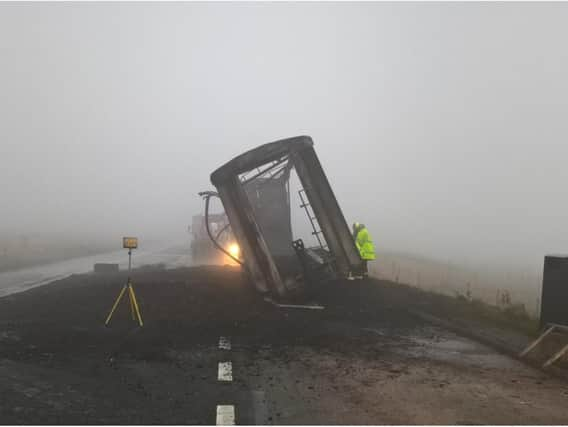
[228,243,240,258]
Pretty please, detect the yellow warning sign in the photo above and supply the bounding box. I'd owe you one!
[122,237,138,249]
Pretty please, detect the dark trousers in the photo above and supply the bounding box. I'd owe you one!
[361,260,368,276]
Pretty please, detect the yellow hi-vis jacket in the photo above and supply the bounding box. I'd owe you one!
[355,227,376,260]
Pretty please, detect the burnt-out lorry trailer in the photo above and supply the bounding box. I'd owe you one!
[199,135,363,300]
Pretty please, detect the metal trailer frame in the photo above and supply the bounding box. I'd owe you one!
[210,135,363,298]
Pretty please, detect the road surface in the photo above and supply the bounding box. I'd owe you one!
[0,243,191,298]
[1,266,567,424]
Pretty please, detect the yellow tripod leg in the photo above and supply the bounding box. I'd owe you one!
[128,285,144,327]
[128,284,136,320]
[105,285,128,326]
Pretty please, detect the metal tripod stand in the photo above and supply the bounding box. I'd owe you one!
[105,248,143,327]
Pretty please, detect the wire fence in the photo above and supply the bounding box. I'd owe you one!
[369,252,543,318]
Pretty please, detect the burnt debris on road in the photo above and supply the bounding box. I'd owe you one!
[0,265,567,424]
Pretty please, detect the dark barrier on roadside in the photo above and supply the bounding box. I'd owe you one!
[541,255,568,327]
[94,263,119,274]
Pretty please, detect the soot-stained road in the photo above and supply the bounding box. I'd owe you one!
[0,266,567,424]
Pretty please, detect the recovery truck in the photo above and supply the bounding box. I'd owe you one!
[190,213,240,265]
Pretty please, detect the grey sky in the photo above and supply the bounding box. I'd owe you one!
[1,2,567,270]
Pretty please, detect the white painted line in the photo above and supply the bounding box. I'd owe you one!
[216,405,235,425]
[218,361,233,382]
[219,336,231,350]
[276,303,325,310]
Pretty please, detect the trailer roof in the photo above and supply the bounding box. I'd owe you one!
[210,135,313,186]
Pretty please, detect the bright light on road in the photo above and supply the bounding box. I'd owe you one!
[228,243,240,259]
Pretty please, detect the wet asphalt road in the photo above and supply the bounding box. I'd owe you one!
[0,243,191,298]
[1,266,568,424]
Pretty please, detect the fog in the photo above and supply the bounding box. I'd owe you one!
[1,3,568,282]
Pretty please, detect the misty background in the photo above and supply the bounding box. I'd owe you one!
[1,2,567,309]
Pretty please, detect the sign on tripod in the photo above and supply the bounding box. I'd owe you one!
[105,237,143,327]
[123,237,138,249]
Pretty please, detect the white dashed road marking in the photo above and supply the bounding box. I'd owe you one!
[219,336,231,350]
[216,405,235,425]
[216,337,234,423]
[218,361,233,382]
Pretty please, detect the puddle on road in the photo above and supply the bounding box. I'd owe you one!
[396,330,517,369]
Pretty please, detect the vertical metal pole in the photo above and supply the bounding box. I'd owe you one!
[128,248,132,279]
